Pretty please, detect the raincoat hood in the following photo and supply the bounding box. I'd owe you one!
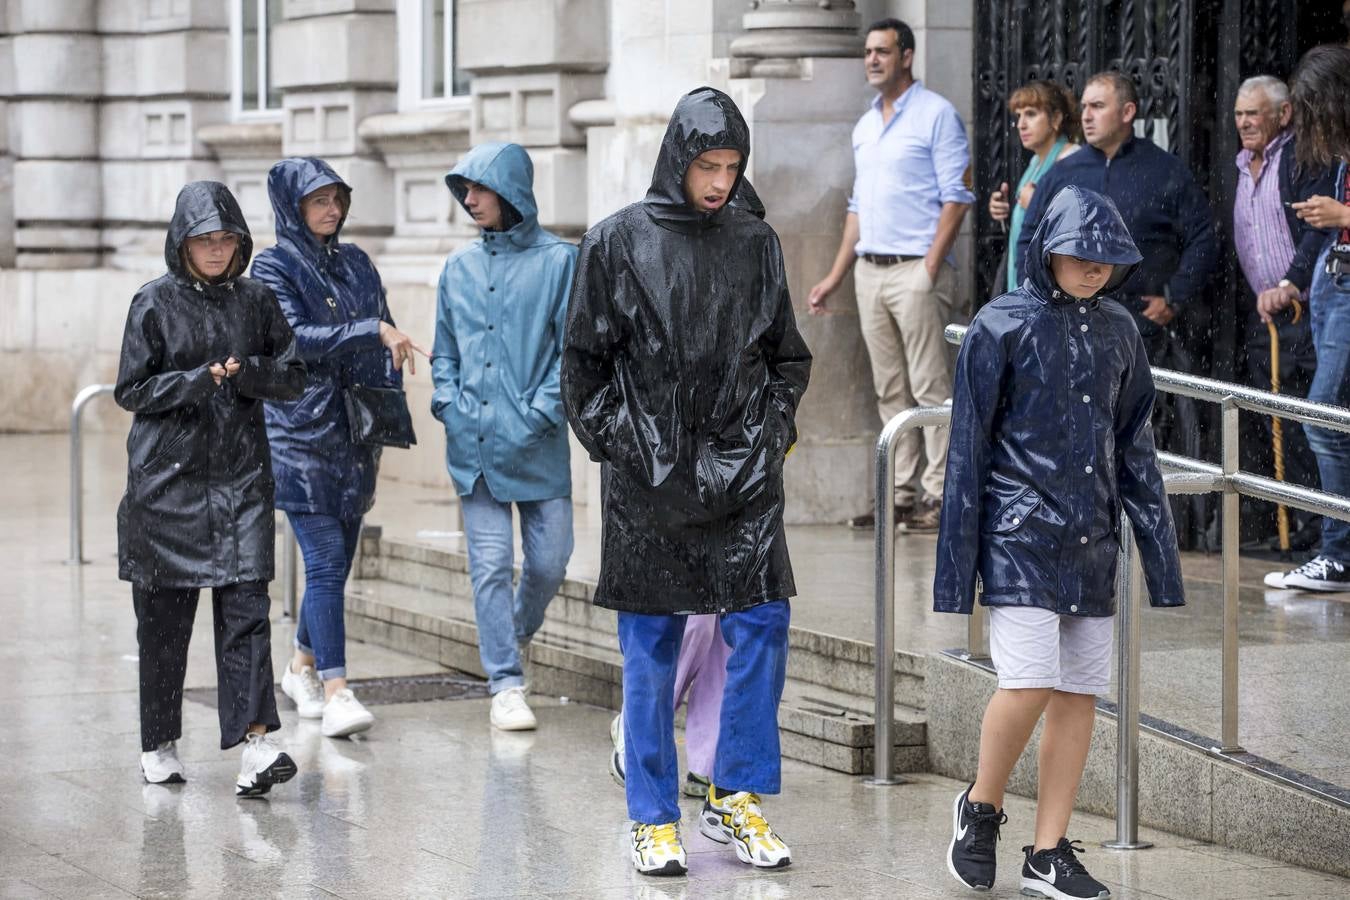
[266,157,351,256]
[732,178,766,220]
[644,86,751,231]
[165,181,253,281]
[445,142,540,246]
[1025,185,1143,299]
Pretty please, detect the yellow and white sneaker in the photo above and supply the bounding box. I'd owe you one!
[630,821,688,876]
[699,788,792,868]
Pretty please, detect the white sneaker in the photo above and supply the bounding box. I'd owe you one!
[281,664,325,719]
[140,740,185,784]
[1263,569,1288,589]
[322,688,375,738]
[630,821,687,876]
[700,790,792,868]
[236,731,297,797]
[609,710,625,786]
[490,686,537,731]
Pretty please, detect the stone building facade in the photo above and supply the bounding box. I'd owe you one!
[0,0,974,524]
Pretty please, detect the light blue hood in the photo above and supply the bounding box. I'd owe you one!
[445,142,545,249]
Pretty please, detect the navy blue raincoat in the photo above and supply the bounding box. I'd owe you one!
[935,186,1184,617]
[252,158,401,520]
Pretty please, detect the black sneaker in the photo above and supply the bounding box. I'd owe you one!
[1281,555,1350,592]
[946,785,1006,891]
[1021,838,1110,899]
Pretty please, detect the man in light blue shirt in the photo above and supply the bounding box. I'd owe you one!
[809,17,973,533]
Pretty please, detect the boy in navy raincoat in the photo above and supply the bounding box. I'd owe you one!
[936,186,1184,900]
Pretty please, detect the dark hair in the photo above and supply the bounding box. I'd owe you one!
[1007,80,1081,142]
[866,18,915,54]
[1291,44,1350,170]
[1085,71,1139,109]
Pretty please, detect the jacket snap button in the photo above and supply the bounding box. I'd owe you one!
[1082,394,1090,403]
[1070,604,1079,612]
[488,325,494,330]
[1080,323,1089,332]
[1012,516,1021,525]
[489,286,495,292]
[173,463,181,469]
[1079,306,1087,314]
[1084,465,1093,474]
[482,400,488,406]
[1080,536,1088,545]
[478,436,484,443]
[486,362,492,368]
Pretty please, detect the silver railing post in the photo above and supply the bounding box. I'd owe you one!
[1216,397,1244,754]
[963,599,990,660]
[279,514,298,619]
[1103,511,1152,850]
[67,384,115,565]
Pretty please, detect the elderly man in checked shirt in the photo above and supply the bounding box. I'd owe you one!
[1229,75,1333,552]
[809,17,974,535]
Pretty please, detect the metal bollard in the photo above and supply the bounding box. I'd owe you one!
[279,514,298,619]
[1103,515,1152,850]
[67,384,116,566]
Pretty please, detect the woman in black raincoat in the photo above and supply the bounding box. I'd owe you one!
[116,181,305,796]
[252,157,426,739]
[563,87,811,876]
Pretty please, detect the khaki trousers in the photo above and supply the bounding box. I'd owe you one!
[854,257,956,505]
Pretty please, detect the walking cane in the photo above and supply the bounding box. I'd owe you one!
[1266,299,1304,558]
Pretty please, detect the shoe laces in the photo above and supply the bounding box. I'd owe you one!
[1293,556,1340,579]
[965,806,1007,855]
[329,688,356,706]
[1049,839,1090,878]
[150,741,177,761]
[637,822,680,851]
[726,792,772,838]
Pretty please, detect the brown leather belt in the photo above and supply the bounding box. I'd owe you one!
[861,253,922,266]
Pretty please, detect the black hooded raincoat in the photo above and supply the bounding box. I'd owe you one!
[562,87,813,616]
[934,186,1184,617]
[116,181,305,587]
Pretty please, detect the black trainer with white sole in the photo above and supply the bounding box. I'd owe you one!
[1281,555,1350,592]
[1020,838,1110,899]
[946,785,1007,891]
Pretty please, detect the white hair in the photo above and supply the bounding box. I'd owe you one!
[1238,75,1290,107]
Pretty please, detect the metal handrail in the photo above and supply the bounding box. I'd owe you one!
[67,384,116,565]
[871,332,1350,849]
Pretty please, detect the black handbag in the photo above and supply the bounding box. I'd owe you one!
[343,384,417,448]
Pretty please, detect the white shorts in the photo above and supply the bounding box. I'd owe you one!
[987,606,1115,695]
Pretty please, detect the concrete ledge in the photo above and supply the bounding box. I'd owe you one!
[925,651,1350,878]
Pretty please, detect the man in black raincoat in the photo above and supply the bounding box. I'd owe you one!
[563,87,811,876]
[116,181,306,796]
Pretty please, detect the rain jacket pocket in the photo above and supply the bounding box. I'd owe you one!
[985,488,1042,534]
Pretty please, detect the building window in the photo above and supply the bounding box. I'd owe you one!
[232,0,283,117]
[398,0,471,109]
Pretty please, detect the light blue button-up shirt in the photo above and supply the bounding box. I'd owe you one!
[848,81,975,258]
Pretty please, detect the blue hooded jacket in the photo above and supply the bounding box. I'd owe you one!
[432,143,577,501]
[935,185,1185,617]
[252,157,400,519]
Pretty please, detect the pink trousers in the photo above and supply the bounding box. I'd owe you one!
[672,614,730,777]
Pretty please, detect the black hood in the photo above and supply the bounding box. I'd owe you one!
[731,178,766,219]
[643,86,751,232]
[1024,185,1142,299]
[165,181,253,281]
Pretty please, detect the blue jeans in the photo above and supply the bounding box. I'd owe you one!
[460,477,574,694]
[287,512,363,680]
[618,600,790,825]
[1305,244,1350,563]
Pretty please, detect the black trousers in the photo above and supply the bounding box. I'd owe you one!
[132,581,280,752]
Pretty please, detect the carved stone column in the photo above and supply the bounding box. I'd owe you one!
[729,0,863,60]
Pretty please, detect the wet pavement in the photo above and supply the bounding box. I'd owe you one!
[4,432,1350,898]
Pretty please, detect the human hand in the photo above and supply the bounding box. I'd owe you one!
[379,321,430,375]
[989,182,1010,222]
[208,362,226,386]
[924,254,940,285]
[1140,295,1175,326]
[808,275,840,316]
[1291,195,1350,230]
[223,357,242,378]
[1256,283,1299,324]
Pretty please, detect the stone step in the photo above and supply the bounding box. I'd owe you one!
[345,536,926,777]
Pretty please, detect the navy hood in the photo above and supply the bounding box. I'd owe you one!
[266,157,352,256]
[644,87,751,232]
[445,142,541,246]
[165,180,253,281]
[1025,185,1142,299]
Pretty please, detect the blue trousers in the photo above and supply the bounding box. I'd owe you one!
[618,600,790,825]
[1307,240,1350,563]
[460,477,574,693]
[288,512,363,680]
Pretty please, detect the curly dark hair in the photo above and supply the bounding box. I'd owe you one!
[1291,44,1350,170]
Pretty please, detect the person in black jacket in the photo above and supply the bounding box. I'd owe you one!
[939,186,1183,899]
[116,181,306,797]
[563,88,811,877]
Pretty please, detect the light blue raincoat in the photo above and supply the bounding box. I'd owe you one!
[431,142,577,501]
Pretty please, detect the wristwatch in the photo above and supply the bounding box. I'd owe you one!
[1278,278,1300,297]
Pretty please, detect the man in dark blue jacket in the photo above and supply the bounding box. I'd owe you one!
[1016,72,1219,360]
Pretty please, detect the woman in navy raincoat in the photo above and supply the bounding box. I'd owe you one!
[253,158,427,738]
[116,181,304,796]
